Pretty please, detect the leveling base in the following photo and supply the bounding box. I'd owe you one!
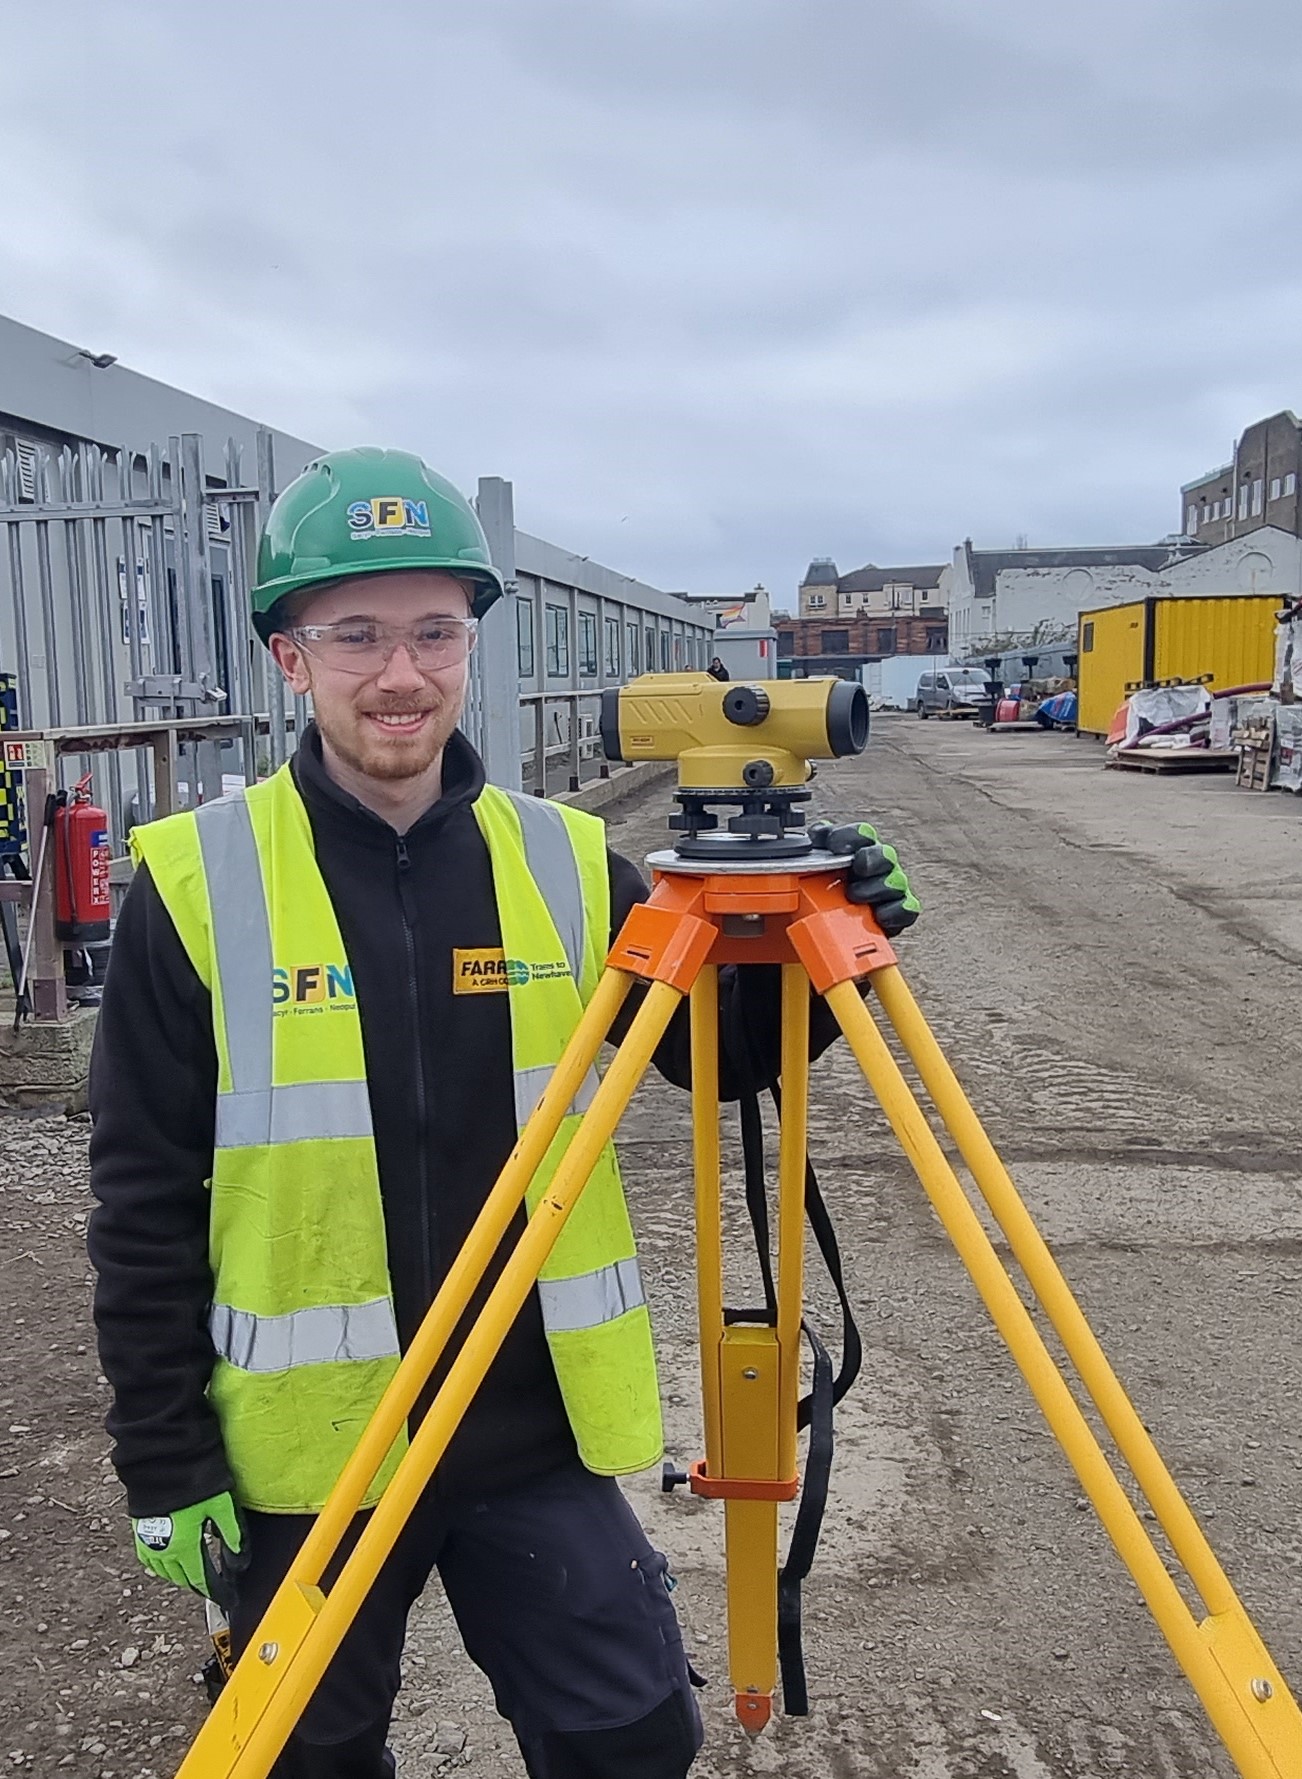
[176,854,1302,1779]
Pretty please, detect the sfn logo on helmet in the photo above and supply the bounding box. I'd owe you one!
[273,964,356,1011]
[346,497,432,538]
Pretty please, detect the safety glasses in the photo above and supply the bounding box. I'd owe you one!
[291,616,479,675]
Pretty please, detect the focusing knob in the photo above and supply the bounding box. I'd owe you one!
[722,685,771,727]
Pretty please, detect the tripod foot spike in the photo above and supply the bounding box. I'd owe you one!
[735,1691,773,1734]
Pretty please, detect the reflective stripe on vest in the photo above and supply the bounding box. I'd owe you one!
[537,1258,646,1333]
[217,1081,373,1148]
[493,791,641,1337]
[194,792,374,1151]
[513,1062,600,1127]
[210,1296,400,1374]
[504,791,585,982]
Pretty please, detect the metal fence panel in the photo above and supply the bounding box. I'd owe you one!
[0,430,298,846]
[0,439,718,832]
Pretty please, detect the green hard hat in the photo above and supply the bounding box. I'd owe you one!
[251,446,505,643]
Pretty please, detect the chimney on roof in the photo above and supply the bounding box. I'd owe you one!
[802,556,839,586]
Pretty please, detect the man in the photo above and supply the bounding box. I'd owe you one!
[89,448,919,1778]
[706,656,729,681]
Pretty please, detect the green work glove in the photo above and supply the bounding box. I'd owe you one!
[810,822,921,936]
[131,1491,243,1598]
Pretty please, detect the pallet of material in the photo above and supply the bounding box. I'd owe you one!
[1237,749,1272,791]
[1108,748,1238,774]
[1276,704,1302,792]
[988,719,1043,732]
[1235,740,1273,791]
[1233,716,1276,792]
[1232,720,1275,748]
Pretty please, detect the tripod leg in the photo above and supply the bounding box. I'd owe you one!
[689,965,809,1733]
[775,963,809,1479]
[824,978,1301,1779]
[869,964,1236,1612]
[178,969,665,1779]
[719,1328,782,1734]
[725,966,810,1732]
[690,964,783,1729]
[690,968,724,1481]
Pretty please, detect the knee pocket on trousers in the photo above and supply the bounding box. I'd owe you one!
[528,1686,702,1778]
[264,1717,393,1778]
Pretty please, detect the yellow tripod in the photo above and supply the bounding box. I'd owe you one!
[177,848,1302,1779]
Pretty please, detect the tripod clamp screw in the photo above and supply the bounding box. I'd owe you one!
[661,1461,690,1494]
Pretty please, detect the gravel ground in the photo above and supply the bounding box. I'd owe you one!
[3,715,1302,1777]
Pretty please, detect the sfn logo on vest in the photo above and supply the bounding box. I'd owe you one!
[273,964,357,1014]
[346,497,431,538]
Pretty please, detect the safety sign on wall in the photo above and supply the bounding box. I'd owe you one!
[2,738,50,773]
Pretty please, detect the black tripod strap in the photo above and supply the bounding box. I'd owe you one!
[735,1080,864,1718]
[725,973,865,1714]
[738,1086,777,1317]
[767,1080,863,1423]
[723,977,862,1410]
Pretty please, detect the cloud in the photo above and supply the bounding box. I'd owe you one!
[3,0,1302,600]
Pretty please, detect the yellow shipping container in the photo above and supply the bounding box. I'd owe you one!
[1153,595,1278,691]
[1076,594,1278,736]
[1076,602,1147,736]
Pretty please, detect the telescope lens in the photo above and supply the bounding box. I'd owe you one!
[599,688,625,763]
[826,681,870,756]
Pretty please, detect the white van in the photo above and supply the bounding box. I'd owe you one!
[915,667,991,717]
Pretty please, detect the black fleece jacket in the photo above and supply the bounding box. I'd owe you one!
[88,728,845,1515]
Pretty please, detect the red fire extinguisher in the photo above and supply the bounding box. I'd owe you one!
[55,775,111,944]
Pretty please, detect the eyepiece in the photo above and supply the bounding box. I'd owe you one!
[722,685,770,727]
[826,681,870,756]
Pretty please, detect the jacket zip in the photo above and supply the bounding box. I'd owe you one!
[394,833,436,1326]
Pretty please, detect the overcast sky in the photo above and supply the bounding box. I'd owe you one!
[4,1,1302,601]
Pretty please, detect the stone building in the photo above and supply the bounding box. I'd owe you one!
[796,557,949,619]
[775,609,948,679]
[947,541,1188,659]
[1181,412,1302,549]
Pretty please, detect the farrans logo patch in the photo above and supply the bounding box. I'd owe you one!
[346,496,431,538]
[273,963,356,1013]
[453,948,510,994]
[453,950,571,994]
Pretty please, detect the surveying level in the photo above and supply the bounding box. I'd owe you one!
[600,670,868,789]
[178,675,1302,1779]
[601,670,869,862]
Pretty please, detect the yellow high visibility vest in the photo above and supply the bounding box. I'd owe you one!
[130,766,663,1513]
